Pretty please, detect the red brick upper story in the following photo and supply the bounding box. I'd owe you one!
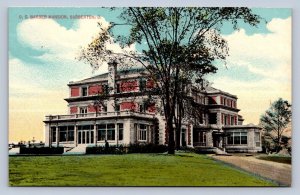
[191,86,238,110]
[69,79,155,98]
[68,100,156,115]
[64,68,241,125]
[69,78,236,107]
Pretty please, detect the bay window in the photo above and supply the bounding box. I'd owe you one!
[227,132,247,145]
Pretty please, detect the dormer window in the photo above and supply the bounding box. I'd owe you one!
[81,87,87,97]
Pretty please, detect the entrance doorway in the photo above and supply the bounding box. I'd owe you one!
[212,133,225,148]
[213,134,219,147]
[77,125,94,144]
[78,130,94,144]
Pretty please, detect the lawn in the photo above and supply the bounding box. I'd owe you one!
[9,153,277,186]
[256,155,291,164]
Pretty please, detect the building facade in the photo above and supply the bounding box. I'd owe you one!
[44,62,262,153]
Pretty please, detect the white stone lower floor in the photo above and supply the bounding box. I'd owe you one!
[44,116,262,153]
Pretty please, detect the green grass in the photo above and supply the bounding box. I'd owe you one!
[9,153,277,186]
[256,155,291,164]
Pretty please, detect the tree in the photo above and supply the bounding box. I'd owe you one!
[78,8,261,154]
[260,98,292,153]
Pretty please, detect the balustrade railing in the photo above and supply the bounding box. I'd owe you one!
[45,111,155,121]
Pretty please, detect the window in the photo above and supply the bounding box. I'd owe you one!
[199,131,206,144]
[51,127,56,142]
[231,116,235,125]
[223,97,226,106]
[208,97,217,104]
[198,131,206,146]
[116,83,120,93]
[79,107,87,116]
[139,104,145,112]
[115,103,120,112]
[255,132,260,147]
[139,79,146,92]
[82,131,86,144]
[59,126,67,142]
[103,105,107,113]
[118,123,124,140]
[208,113,217,124]
[107,124,115,140]
[138,124,147,141]
[102,84,108,95]
[227,132,233,144]
[97,124,115,141]
[90,131,94,144]
[81,87,87,96]
[68,126,74,141]
[78,125,93,131]
[234,132,240,144]
[78,131,82,144]
[224,115,228,125]
[97,124,106,141]
[241,132,247,144]
[227,132,247,145]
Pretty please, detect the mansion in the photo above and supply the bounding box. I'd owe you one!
[44,62,262,154]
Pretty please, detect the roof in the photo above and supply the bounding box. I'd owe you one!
[68,67,146,86]
[206,86,237,99]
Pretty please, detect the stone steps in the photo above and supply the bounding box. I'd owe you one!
[63,145,86,155]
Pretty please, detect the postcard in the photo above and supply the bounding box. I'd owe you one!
[9,7,291,187]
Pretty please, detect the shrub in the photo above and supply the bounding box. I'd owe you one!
[127,143,167,153]
[86,144,168,155]
[19,147,64,155]
[86,146,126,155]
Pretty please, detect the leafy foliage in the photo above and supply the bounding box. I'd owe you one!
[260,98,292,153]
[78,8,261,154]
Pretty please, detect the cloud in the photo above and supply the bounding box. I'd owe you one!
[210,17,291,124]
[224,17,291,80]
[11,16,139,142]
[17,17,109,60]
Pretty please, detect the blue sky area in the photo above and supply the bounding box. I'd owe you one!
[9,7,291,83]
[9,7,291,64]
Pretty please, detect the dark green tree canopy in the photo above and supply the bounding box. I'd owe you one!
[260,98,292,152]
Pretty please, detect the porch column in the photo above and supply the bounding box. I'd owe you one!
[222,136,226,151]
[56,125,59,147]
[146,125,148,143]
[188,124,193,146]
[94,123,97,146]
[206,130,213,147]
[74,124,77,147]
[47,125,51,147]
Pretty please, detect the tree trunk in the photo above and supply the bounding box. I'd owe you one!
[167,117,176,154]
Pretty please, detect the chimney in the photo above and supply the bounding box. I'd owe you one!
[107,61,117,112]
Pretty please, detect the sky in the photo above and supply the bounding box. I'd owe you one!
[9,8,291,143]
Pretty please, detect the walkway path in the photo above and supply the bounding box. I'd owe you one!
[211,155,291,186]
